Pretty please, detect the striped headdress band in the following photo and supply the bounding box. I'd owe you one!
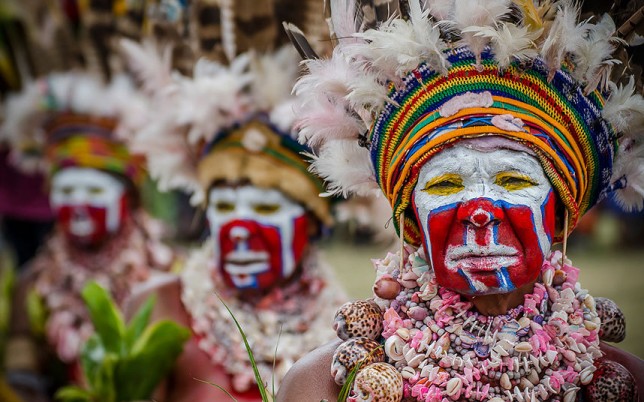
[371,48,616,245]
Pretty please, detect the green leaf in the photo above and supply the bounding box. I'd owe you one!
[26,288,46,336]
[124,294,156,351]
[114,320,190,400]
[55,385,94,402]
[216,294,271,401]
[0,264,15,333]
[81,282,126,355]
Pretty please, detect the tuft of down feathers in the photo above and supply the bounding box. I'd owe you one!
[462,23,540,69]
[602,76,644,137]
[610,142,644,212]
[308,140,379,197]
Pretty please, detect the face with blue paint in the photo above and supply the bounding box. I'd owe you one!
[412,143,556,296]
[207,185,310,292]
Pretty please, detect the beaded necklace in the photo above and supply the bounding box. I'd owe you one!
[369,246,601,402]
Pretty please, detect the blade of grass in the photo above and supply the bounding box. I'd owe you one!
[271,324,283,398]
[337,345,384,402]
[194,378,238,402]
[215,293,270,401]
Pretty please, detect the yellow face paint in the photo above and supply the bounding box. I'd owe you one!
[494,171,538,191]
[422,173,464,196]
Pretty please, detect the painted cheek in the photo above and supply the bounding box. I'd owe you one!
[56,204,109,246]
[291,215,309,271]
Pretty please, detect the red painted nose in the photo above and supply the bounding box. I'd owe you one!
[457,198,504,227]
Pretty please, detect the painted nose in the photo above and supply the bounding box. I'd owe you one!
[230,226,250,241]
[457,198,504,227]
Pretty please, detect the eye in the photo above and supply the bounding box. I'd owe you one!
[213,201,235,213]
[253,203,280,215]
[494,172,538,191]
[422,174,464,196]
[60,186,73,196]
[89,187,104,195]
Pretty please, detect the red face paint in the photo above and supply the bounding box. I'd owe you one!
[56,194,129,247]
[216,215,309,290]
[419,193,556,295]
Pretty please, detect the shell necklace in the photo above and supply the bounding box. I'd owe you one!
[370,247,601,402]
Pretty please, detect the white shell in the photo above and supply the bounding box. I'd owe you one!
[385,335,405,361]
[580,365,595,385]
[515,342,533,353]
[445,377,463,397]
[501,372,512,390]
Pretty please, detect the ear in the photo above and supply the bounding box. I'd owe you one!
[306,211,322,239]
[553,198,567,244]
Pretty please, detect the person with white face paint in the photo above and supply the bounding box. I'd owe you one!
[277,2,644,401]
[120,18,345,399]
[1,73,174,399]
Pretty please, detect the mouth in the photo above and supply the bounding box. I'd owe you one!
[223,251,270,275]
[446,246,520,272]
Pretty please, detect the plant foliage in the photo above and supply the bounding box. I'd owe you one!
[56,281,190,402]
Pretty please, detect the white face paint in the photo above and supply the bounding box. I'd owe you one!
[412,145,556,295]
[207,185,309,290]
[51,167,127,237]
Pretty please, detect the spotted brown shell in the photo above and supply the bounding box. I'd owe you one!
[334,299,384,341]
[583,359,637,402]
[331,337,385,385]
[596,297,626,343]
[349,362,403,402]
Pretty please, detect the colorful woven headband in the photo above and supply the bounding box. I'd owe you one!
[371,48,616,245]
[45,114,146,185]
[197,119,333,225]
[291,0,644,247]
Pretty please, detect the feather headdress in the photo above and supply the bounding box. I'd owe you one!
[289,0,644,245]
[118,0,332,224]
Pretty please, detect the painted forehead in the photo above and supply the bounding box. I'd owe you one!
[52,167,124,187]
[419,144,545,179]
[209,185,301,205]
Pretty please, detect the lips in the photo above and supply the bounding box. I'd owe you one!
[446,245,520,273]
[223,250,270,275]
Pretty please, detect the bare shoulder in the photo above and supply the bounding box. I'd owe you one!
[276,340,342,402]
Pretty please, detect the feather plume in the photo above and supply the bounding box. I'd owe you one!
[540,1,587,79]
[295,49,357,103]
[425,0,454,21]
[251,46,300,111]
[570,14,624,94]
[309,140,379,197]
[295,99,365,149]
[452,0,512,64]
[329,0,362,41]
[602,76,644,137]
[120,39,174,96]
[515,0,543,32]
[283,22,320,59]
[610,142,644,212]
[462,23,540,69]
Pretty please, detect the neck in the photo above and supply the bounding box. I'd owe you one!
[466,281,535,316]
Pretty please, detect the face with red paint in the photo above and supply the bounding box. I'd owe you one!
[412,144,556,296]
[207,185,309,291]
[50,167,128,248]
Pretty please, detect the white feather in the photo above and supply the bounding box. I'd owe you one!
[329,0,362,43]
[425,0,454,21]
[295,98,364,149]
[602,76,644,137]
[452,0,511,62]
[309,140,379,197]
[462,23,540,69]
[570,14,624,93]
[120,39,174,96]
[611,142,644,212]
[251,46,299,111]
[540,1,587,76]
